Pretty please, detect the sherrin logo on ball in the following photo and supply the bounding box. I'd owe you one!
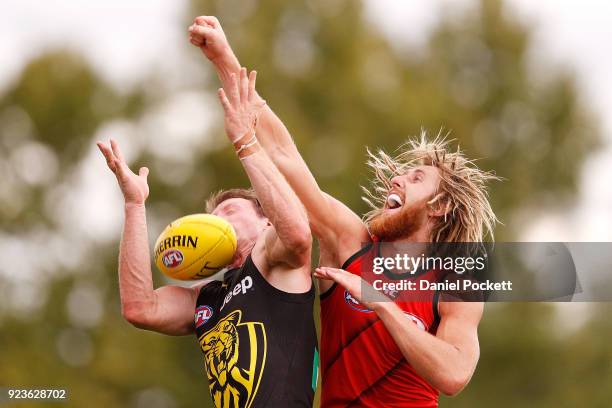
[154,214,237,281]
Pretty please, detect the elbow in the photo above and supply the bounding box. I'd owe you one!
[437,373,470,397]
[121,303,153,330]
[286,225,312,261]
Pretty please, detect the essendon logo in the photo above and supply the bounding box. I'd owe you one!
[404,312,427,331]
[195,305,213,328]
[162,249,184,268]
[344,290,373,313]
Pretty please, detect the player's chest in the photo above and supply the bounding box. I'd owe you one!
[335,288,432,332]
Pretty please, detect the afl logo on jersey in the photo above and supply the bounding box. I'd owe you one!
[162,249,184,268]
[195,305,214,328]
[344,290,373,313]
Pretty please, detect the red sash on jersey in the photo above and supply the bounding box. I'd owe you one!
[320,238,443,407]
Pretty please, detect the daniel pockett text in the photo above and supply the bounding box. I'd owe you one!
[360,243,598,302]
[369,253,513,297]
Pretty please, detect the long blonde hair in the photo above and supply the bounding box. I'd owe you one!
[362,130,499,243]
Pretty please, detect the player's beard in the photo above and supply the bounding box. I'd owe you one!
[368,202,427,241]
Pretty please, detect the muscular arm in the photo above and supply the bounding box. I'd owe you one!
[119,204,204,336]
[217,70,312,292]
[189,17,368,268]
[98,140,204,336]
[373,300,483,396]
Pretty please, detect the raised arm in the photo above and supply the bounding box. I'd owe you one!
[97,140,206,336]
[189,17,368,266]
[216,69,311,292]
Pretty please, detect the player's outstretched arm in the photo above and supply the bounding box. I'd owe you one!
[97,140,205,336]
[217,68,311,292]
[188,16,368,267]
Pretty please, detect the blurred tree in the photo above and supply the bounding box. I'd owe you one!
[0,0,606,407]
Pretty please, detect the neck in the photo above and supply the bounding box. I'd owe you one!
[378,227,431,275]
[379,223,431,245]
[228,240,255,269]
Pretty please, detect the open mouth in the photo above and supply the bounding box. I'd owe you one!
[386,193,403,210]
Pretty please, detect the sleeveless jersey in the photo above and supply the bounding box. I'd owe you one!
[194,255,318,408]
[320,240,444,407]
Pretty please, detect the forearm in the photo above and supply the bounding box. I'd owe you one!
[240,147,310,251]
[374,302,472,395]
[119,203,155,319]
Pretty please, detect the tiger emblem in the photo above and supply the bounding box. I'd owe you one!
[199,310,266,408]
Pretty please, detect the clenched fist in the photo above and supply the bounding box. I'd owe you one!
[188,16,234,63]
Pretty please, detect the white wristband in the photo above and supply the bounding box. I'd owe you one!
[235,133,258,156]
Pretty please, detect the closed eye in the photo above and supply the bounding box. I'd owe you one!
[412,170,424,182]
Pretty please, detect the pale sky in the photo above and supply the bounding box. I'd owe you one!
[1,0,611,242]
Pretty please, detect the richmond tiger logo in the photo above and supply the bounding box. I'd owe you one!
[199,310,266,408]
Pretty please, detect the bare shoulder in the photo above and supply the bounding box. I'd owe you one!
[190,280,214,297]
[250,229,312,293]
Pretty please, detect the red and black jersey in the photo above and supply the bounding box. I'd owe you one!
[320,238,444,407]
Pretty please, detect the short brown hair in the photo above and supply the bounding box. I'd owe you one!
[205,188,265,217]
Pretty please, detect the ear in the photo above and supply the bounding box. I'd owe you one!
[427,193,451,218]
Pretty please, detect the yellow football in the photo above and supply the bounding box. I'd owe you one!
[153,214,237,280]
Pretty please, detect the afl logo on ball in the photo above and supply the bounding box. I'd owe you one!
[195,305,213,328]
[162,249,184,268]
[344,290,373,313]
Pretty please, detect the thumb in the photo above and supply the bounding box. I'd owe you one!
[139,167,149,180]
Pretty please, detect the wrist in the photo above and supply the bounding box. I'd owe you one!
[233,132,261,159]
[124,201,146,211]
[212,50,240,73]
[371,301,394,315]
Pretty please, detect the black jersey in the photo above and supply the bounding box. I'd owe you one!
[194,255,318,408]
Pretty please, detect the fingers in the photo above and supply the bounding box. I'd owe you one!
[239,67,248,103]
[97,142,117,173]
[227,73,240,105]
[318,267,355,288]
[316,266,341,275]
[248,70,257,101]
[110,139,125,163]
[194,16,220,29]
[189,34,204,47]
[313,270,332,280]
[218,88,232,114]
[138,167,149,180]
[189,24,216,41]
[314,267,339,281]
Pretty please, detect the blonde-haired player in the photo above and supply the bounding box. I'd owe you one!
[190,16,498,407]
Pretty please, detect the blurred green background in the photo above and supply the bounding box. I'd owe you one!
[1,0,611,407]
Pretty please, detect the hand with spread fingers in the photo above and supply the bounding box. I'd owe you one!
[97,139,149,205]
[314,266,391,310]
[217,67,267,144]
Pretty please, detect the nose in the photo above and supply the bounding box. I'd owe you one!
[390,175,402,189]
